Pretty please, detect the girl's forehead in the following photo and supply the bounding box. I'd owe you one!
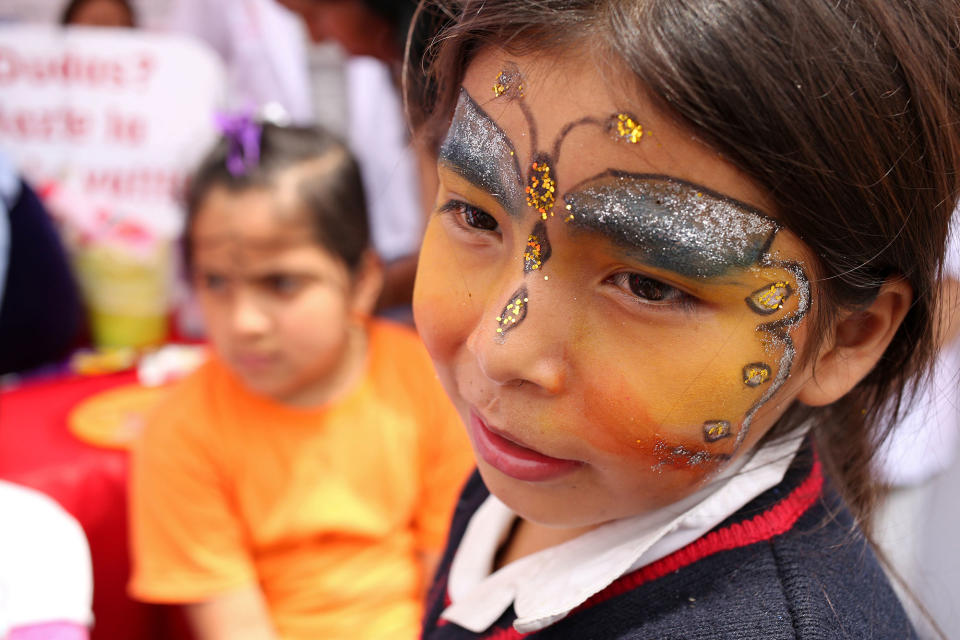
[449,49,817,275]
[458,48,779,221]
[192,185,314,248]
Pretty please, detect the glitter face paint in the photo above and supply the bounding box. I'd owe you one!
[743,363,772,387]
[747,281,794,314]
[523,221,552,273]
[414,49,821,529]
[703,420,732,443]
[526,155,557,219]
[492,63,524,99]
[610,113,644,143]
[563,172,778,279]
[495,286,530,341]
[439,89,526,214]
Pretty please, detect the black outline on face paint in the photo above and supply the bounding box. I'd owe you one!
[703,420,732,443]
[733,260,811,449]
[743,363,772,387]
[523,221,552,273]
[495,285,529,343]
[746,281,794,315]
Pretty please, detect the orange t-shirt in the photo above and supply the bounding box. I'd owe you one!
[129,320,474,639]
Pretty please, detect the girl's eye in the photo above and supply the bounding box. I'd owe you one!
[200,272,228,292]
[440,200,500,233]
[263,274,302,295]
[608,272,695,308]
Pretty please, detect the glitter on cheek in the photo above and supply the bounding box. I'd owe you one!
[742,362,772,387]
[746,281,793,315]
[523,221,552,273]
[609,112,644,143]
[495,286,530,342]
[525,154,557,219]
[652,439,729,471]
[702,420,732,442]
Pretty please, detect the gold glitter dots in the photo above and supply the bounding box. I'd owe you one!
[492,68,523,98]
[746,281,793,315]
[495,287,529,340]
[743,363,772,387]
[610,113,644,144]
[703,420,732,443]
[523,221,551,273]
[526,157,556,219]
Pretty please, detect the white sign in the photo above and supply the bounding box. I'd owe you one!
[0,24,225,237]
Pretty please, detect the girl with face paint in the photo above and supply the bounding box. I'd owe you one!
[407,1,960,638]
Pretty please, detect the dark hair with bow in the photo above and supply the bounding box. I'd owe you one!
[184,122,369,273]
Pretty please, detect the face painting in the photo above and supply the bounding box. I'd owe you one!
[414,48,817,529]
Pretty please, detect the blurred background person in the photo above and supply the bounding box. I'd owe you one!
[60,0,136,27]
[129,120,473,640]
[0,151,86,376]
[166,0,426,318]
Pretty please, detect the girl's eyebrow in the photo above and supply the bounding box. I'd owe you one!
[438,89,526,215]
[563,172,779,279]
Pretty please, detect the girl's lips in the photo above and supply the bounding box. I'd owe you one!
[470,410,582,482]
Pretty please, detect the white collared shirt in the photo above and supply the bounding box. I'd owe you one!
[442,432,807,634]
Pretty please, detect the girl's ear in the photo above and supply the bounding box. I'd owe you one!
[349,249,384,318]
[796,276,912,406]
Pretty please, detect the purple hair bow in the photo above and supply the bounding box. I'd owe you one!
[214,111,262,176]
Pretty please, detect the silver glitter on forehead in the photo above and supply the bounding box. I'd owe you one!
[564,174,778,278]
[438,89,525,214]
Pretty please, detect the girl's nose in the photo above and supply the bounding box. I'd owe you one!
[467,280,567,394]
[231,291,271,337]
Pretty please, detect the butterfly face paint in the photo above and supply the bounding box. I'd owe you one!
[414,48,819,529]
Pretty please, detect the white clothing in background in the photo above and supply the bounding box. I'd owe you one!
[876,225,960,485]
[345,57,423,262]
[0,481,93,636]
[167,0,314,123]
[162,3,424,263]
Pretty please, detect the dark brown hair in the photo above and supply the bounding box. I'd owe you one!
[410,0,960,526]
[184,124,370,273]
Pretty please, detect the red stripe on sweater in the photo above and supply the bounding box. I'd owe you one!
[456,454,823,640]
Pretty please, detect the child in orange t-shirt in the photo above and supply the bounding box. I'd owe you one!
[128,118,474,640]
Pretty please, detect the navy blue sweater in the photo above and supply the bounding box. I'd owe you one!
[422,447,916,639]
